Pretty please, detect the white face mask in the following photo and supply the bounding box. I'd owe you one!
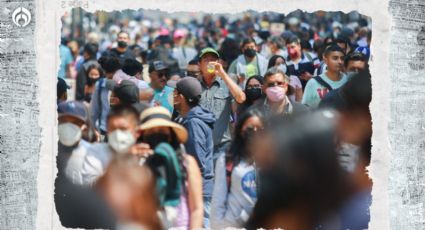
[58,123,82,147]
[261,45,272,57]
[108,129,136,154]
[277,64,287,74]
[338,142,361,173]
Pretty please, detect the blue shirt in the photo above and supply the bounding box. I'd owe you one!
[90,78,110,132]
[58,44,73,78]
[152,85,174,113]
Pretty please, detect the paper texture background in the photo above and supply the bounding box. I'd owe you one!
[0,0,423,229]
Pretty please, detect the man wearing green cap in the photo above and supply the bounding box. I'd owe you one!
[198,47,245,159]
[197,47,245,228]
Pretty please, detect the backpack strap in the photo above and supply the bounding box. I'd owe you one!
[225,156,234,192]
[313,76,333,91]
[304,52,313,62]
[97,78,105,129]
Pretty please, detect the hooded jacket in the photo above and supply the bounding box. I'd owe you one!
[181,105,216,198]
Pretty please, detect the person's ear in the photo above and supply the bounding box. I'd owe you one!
[81,124,88,132]
[135,128,141,139]
[110,96,120,106]
[323,54,328,64]
[179,94,186,104]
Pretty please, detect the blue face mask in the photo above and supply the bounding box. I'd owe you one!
[277,64,287,74]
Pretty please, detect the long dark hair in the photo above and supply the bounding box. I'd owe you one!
[243,75,264,105]
[229,108,265,166]
[267,54,286,69]
[86,63,104,86]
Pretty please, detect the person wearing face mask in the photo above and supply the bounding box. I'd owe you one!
[228,38,269,82]
[57,101,91,185]
[56,100,117,229]
[254,67,308,117]
[76,43,99,101]
[210,108,264,229]
[265,36,287,60]
[238,75,264,115]
[138,106,204,229]
[83,64,104,104]
[81,104,152,185]
[103,31,135,65]
[90,55,122,140]
[267,55,303,102]
[285,36,315,89]
[168,77,216,228]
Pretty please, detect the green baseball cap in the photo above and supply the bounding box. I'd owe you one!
[199,47,220,59]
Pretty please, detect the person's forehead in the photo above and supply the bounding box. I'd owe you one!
[276,57,285,63]
[287,42,299,47]
[243,116,263,127]
[348,60,366,66]
[266,73,285,82]
[248,78,261,85]
[150,70,166,76]
[59,115,85,126]
[144,126,171,134]
[200,54,218,61]
[328,51,345,57]
[118,33,129,39]
[244,42,256,48]
[187,64,200,70]
[89,68,100,73]
[109,115,137,126]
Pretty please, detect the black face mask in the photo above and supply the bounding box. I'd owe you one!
[117,41,127,48]
[143,133,170,149]
[243,48,257,58]
[245,88,262,101]
[87,76,98,86]
[242,127,258,140]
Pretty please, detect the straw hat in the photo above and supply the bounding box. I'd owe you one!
[139,106,188,143]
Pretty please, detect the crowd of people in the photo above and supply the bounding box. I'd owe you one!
[56,11,373,230]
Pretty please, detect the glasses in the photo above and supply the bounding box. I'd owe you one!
[267,81,287,87]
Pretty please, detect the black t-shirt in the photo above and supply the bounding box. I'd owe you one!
[105,48,135,64]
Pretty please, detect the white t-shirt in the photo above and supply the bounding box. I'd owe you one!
[64,139,91,185]
[210,155,257,229]
[81,143,115,185]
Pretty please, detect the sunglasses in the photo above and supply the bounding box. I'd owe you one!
[157,72,167,78]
